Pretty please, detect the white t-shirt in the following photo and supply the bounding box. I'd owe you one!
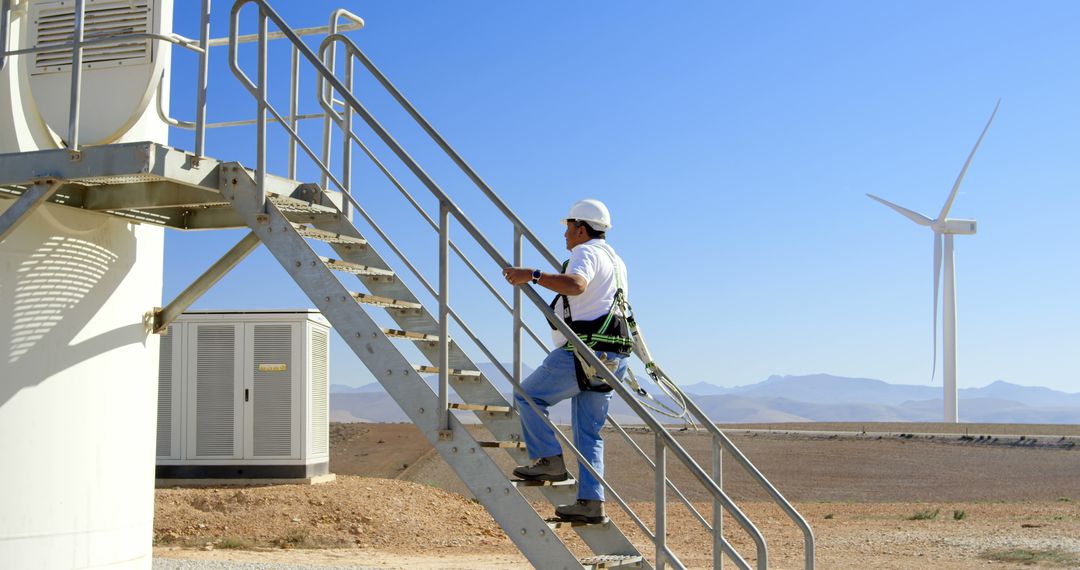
[551,239,629,348]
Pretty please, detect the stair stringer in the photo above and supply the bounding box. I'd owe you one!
[291,184,651,562]
[218,164,587,570]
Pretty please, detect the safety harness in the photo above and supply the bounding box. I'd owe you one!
[550,246,697,426]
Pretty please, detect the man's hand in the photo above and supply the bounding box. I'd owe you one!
[502,267,534,286]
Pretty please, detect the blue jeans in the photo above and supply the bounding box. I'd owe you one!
[514,348,628,501]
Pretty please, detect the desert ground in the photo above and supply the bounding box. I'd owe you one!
[154,422,1080,569]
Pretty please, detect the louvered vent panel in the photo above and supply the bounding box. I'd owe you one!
[155,326,172,457]
[310,329,329,455]
[195,325,235,457]
[253,325,292,457]
[31,0,152,75]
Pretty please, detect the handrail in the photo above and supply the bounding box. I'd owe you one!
[688,400,817,569]
[332,40,561,270]
[156,72,327,130]
[316,83,550,350]
[318,9,365,190]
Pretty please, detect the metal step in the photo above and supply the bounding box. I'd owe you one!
[413,365,481,377]
[270,195,338,215]
[350,291,422,310]
[580,555,645,569]
[478,441,527,449]
[382,328,439,342]
[512,478,577,488]
[321,256,394,277]
[448,402,512,413]
[547,518,610,529]
[294,224,367,246]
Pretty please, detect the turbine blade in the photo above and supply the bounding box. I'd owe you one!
[939,99,1001,220]
[867,194,933,226]
[931,232,942,384]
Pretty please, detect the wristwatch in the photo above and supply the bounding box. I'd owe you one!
[531,269,542,284]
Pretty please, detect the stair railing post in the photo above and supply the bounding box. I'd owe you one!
[255,8,268,209]
[194,0,211,158]
[66,0,86,151]
[656,434,668,570]
[512,226,523,389]
[340,52,353,220]
[713,433,723,570]
[438,202,451,434]
[319,42,336,189]
[287,43,298,179]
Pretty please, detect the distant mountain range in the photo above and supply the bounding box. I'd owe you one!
[331,371,1080,424]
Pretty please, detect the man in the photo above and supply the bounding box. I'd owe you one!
[501,198,632,524]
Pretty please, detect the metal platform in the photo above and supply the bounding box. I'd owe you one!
[0,142,340,229]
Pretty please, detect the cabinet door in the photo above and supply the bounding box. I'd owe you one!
[155,325,184,459]
[186,323,244,460]
[309,326,330,457]
[244,323,299,459]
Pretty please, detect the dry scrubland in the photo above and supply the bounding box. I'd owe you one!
[155,422,1080,569]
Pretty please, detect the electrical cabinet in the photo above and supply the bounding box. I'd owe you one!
[155,311,330,478]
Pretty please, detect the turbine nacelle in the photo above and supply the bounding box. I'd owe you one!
[935,219,977,235]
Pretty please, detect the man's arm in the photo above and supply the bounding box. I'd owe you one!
[502,267,587,296]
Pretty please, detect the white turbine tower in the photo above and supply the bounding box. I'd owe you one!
[868,101,999,423]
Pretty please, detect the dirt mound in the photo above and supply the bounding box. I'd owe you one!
[154,475,511,552]
[329,423,433,480]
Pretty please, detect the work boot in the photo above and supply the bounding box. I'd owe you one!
[555,499,606,524]
[512,455,569,482]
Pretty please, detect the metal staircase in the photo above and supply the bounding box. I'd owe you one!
[0,1,814,568]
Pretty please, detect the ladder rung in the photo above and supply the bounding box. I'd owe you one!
[350,292,421,310]
[413,365,481,377]
[382,328,439,342]
[293,224,367,246]
[511,478,576,488]
[448,402,511,413]
[321,257,394,277]
[579,555,644,569]
[477,441,526,449]
[546,518,610,529]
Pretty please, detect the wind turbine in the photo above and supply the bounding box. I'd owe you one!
[868,101,999,423]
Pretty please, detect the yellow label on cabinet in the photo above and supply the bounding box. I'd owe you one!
[258,363,288,372]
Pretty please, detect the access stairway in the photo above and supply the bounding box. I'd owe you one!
[0,1,814,568]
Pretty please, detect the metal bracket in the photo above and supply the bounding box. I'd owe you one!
[0,179,63,243]
[152,231,262,333]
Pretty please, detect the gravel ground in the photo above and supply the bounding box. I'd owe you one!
[153,424,1080,569]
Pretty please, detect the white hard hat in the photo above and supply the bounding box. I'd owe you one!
[563,199,611,231]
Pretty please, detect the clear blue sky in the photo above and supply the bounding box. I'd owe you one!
[161,1,1080,393]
